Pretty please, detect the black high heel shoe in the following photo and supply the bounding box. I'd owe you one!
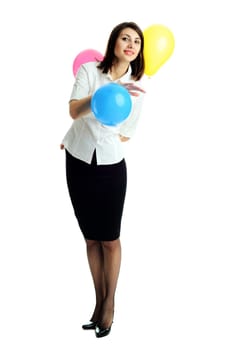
[95,323,112,338]
[82,321,97,330]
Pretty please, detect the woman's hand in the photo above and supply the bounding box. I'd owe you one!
[119,82,146,97]
[119,135,130,142]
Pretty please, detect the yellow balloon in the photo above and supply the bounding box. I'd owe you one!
[143,24,175,77]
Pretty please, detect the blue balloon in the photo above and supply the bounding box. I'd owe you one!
[91,83,132,126]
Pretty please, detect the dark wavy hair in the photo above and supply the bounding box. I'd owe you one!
[97,22,145,81]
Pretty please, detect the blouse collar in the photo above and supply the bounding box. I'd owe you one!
[106,65,132,82]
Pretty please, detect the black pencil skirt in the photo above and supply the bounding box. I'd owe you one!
[65,150,127,241]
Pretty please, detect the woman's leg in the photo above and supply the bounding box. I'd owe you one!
[85,239,106,323]
[99,238,122,328]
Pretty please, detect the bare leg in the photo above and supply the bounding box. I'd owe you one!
[99,238,122,328]
[85,239,106,323]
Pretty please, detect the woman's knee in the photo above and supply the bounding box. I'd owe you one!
[85,239,101,249]
[101,239,121,251]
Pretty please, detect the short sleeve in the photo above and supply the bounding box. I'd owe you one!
[69,64,91,101]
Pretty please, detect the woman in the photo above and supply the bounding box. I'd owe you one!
[61,22,146,338]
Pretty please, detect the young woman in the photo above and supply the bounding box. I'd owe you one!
[61,22,146,338]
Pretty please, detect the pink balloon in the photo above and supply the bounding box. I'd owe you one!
[72,49,104,76]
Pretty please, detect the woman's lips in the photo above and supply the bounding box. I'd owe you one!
[124,50,134,56]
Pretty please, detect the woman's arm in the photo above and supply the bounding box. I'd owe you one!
[69,96,92,119]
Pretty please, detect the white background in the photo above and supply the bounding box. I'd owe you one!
[0,0,232,349]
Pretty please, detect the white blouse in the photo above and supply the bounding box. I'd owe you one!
[62,61,145,165]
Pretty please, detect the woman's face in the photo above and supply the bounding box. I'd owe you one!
[114,27,142,63]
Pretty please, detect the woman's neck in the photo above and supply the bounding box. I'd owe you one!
[110,62,129,81]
